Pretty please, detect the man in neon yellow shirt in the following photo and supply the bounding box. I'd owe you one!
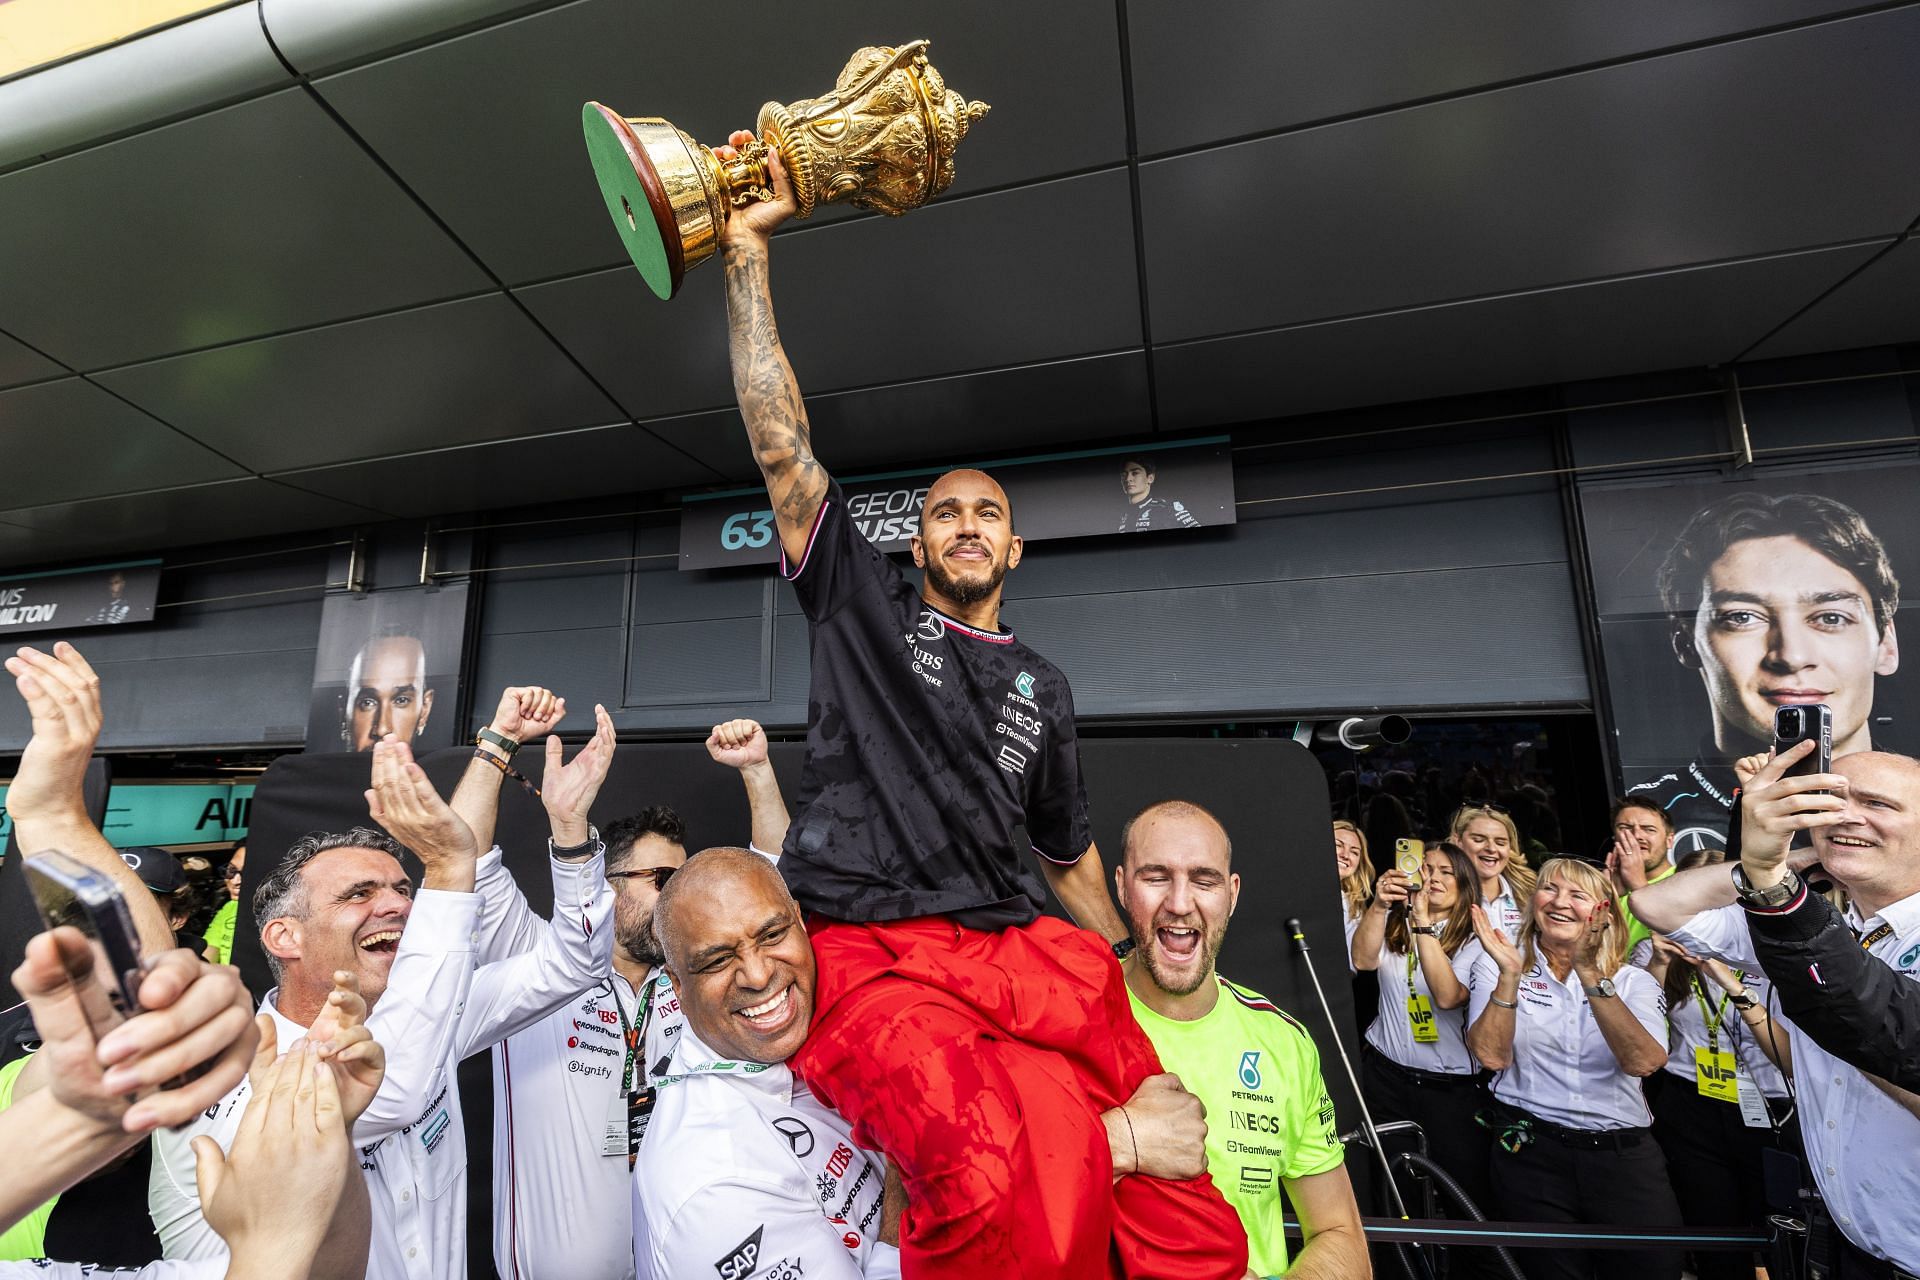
[203,843,244,964]
[1115,800,1368,1279]
[1607,799,1677,952]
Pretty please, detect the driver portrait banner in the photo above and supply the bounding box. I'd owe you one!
[678,438,1235,571]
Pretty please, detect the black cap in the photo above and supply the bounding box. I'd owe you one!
[119,847,185,895]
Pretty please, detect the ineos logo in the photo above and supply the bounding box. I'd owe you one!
[772,1116,814,1157]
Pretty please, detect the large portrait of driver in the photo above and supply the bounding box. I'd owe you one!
[1584,465,1914,857]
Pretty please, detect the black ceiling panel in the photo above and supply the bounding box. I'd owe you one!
[314,0,1128,285]
[1126,0,1888,156]
[1746,236,1920,361]
[1139,7,1920,344]
[95,293,625,472]
[0,328,64,389]
[0,378,247,503]
[0,88,490,371]
[643,349,1156,484]
[525,169,1143,422]
[0,478,386,568]
[270,423,720,516]
[1152,241,1884,428]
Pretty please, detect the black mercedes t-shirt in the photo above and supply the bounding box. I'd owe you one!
[779,482,1093,929]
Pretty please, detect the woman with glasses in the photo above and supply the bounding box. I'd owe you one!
[1349,841,1494,1221]
[1450,804,1536,943]
[202,842,245,965]
[1466,858,1683,1280]
[1636,850,1793,1280]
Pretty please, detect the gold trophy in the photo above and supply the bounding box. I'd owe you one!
[582,39,989,300]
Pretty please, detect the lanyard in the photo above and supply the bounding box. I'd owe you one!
[613,975,659,1094]
[1690,974,1732,1057]
[653,1055,774,1088]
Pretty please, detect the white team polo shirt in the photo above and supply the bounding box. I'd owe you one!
[1627,938,1789,1099]
[1,1262,225,1278]
[492,967,682,1280]
[1363,930,1479,1075]
[1485,877,1525,943]
[1467,951,1666,1130]
[634,1026,900,1280]
[1671,898,1920,1270]
[151,852,612,1280]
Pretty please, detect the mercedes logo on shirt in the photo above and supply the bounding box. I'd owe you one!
[772,1116,815,1157]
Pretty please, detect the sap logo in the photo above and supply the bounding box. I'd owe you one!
[715,1225,765,1280]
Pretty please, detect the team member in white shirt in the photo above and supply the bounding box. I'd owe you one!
[1633,887,1791,1280]
[1466,857,1683,1280]
[486,718,791,1280]
[1450,805,1533,943]
[636,847,1218,1280]
[1633,743,1920,1278]
[1350,840,1494,1224]
[150,717,617,1280]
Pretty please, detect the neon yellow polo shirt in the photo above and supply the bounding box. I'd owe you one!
[1128,974,1344,1276]
[1619,861,1677,953]
[0,1056,55,1259]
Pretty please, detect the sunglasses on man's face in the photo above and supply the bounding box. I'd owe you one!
[220,864,244,880]
[606,866,676,891]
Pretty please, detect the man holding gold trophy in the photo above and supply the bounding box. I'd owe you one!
[584,40,1253,1280]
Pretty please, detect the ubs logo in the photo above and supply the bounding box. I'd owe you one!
[772,1117,815,1157]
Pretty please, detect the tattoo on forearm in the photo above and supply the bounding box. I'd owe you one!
[723,243,826,528]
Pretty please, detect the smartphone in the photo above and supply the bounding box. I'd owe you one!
[1773,703,1833,784]
[1394,838,1425,877]
[25,851,146,1015]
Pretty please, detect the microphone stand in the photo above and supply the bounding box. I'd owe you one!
[1287,917,1433,1280]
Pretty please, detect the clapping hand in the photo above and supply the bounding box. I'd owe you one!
[300,970,387,1128]
[1606,833,1649,895]
[542,704,618,848]
[1470,903,1524,977]
[366,736,478,890]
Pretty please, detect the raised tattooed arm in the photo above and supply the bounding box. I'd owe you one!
[716,132,829,567]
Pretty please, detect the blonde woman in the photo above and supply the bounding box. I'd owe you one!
[1450,804,1536,943]
[1466,858,1682,1280]
[1333,820,1375,926]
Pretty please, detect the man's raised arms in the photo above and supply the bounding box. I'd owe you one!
[716,129,829,567]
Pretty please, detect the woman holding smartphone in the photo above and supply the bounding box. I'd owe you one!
[1350,840,1493,1216]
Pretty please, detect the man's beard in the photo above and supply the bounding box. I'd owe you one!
[617,914,665,967]
[924,549,1007,606]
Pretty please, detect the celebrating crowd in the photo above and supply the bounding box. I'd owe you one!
[0,135,1916,1280]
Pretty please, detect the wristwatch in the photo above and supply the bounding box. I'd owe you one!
[475,727,520,757]
[1409,924,1444,937]
[1582,978,1618,1000]
[1732,864,1801,910]
[1112,937,1136,961]
[550,824,601,862]
[1728,989,1760,1012]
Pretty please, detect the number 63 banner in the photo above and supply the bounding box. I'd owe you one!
[677,438,1235,571]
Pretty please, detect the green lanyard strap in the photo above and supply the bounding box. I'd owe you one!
[613,976,659,1095]
[1690,973,1733,1057]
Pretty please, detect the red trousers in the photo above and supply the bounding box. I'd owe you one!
[791,914,1250,1279]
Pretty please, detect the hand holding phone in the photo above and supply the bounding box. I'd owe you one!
[1773,704,1833,787]
[25,850,144,1015]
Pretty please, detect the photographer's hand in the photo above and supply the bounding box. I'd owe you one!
[1740,741,1848,891]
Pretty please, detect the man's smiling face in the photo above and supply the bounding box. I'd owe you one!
[270,846,414,1006]
[911,469,1022,608]
[1688,535,1898,753]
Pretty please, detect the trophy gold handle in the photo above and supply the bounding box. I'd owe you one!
[719,137,776,207]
